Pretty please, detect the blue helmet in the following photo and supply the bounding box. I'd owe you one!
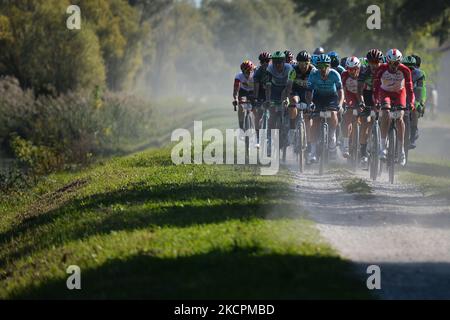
[328,51,340,68]
[311,54,319,66]
[317,54,331,64]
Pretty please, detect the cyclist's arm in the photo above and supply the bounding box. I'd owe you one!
[357,73,366,105]
[338,88,344,108]
[233,78,240,101]
[254,82,260,100]
[416,73,427,104]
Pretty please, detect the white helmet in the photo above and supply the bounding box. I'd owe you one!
[386,48,403,62]
[346,56,361,69]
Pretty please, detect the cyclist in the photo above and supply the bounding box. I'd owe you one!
[341,56,365,160]
[290,50,316,162]
[373,49,415,166]
[306,54,344,162]
[254,52,272,145]
[311,54,319,67]
[329,51,345,75]
[233,60,255,130]
[357,49,385,164]
[265,51,295,138]
[284,50,296,66]
[403,55,426,149]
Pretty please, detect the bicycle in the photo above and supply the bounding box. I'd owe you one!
[367,108,382,181]
[293,102,308,172]
[260,100,285,159]
[349,107,361,171]
[314,108,333,176]
[385,105,405,184]
[237,97,256,160]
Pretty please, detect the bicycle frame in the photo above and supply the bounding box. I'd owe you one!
[386,106,404,184]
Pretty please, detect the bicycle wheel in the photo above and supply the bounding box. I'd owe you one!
[404,109,410,164]
[352,122,360,171]
[281,112,288,162]
[244,112,250,160]
[261,111,270,158]
[298,120,305,172]
[319,122,328,175]
[388,126,396,184]
[369,122,380,181]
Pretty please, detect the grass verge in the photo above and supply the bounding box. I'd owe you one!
[0,146,372,299]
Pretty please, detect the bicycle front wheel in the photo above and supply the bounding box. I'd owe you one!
[388,126,396,184]
[319,123,328,175]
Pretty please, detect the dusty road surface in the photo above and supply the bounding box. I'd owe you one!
[289,116,450,299]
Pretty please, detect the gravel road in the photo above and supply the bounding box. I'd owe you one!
[289,117,450,299]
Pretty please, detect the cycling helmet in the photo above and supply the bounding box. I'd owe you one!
[346,56,361,69]
[311,54,319,66]
[240,60,254,73]
[284,50,294,63]
[296,50,311,62]
[366,49,384,63]
[340,57,348,68]
[402,55,416,67]
[328,51,340,68]
[272,51,286,61]
[258,51,271,62]
[313,47,325,55]
[317,54,331,64]
[386,48,403,62]
[411,54,421,67]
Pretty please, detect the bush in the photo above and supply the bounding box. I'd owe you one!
[0,77,154,174]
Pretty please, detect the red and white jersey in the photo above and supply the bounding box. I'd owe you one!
[234,72,254,92]
[341,70,359,106]
[374,63,414,105]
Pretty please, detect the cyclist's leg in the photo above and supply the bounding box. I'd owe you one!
[289,95,299,129]
[360,108,371,162]
[342,107,352,156]
[410,108,419,146]
[379,90,392,152]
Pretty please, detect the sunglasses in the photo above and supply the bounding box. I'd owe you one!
[388,61,400,67]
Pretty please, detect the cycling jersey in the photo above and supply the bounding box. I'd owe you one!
[291,64,316,102]
[374,63,414,107]
[358,65,376,91]
[333,65,345,75]
[307,68,342,96]
[308,68,342,111]
[253,66,269,100]
[341,70,359,107]
[411,67,427,103]
[266,63,295,88]
[234,72,254,92]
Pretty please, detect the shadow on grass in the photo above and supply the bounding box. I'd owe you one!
[12,248,372,299]
[0,180,302,268]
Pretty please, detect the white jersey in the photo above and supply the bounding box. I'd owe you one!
[234,72,254,92]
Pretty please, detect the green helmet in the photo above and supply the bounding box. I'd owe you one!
[402,55,416,66]
[359,57,368,67]
[272,51,286,60]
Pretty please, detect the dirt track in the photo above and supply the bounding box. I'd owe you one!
[289,117,450,299]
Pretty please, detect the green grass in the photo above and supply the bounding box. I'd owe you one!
[0,147,372,299]
[400,155,450,199]
[342,178,373,195]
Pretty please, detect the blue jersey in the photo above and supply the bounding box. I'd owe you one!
[307,68,342,96]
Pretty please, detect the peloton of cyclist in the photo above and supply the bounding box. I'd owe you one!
[403,55,426,149]
[233,60,256,130]
[373,49,415,166]
[306,54,344,163]
[290,50,316,161]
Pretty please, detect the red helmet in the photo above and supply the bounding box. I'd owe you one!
[366,49,384,63]
[240,60,254,73]
[258,51,271,62]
